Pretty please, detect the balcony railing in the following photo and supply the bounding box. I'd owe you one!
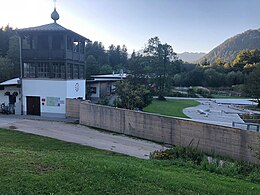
[22,49,85,62]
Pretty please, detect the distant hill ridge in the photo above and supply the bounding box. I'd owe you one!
[177,52,206,63]
[200,28,260,64]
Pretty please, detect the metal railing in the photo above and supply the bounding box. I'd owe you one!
[232,122,260,132]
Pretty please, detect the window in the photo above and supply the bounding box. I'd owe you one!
[24,63,36,78]
[22,35,32,49]
[79,65,84,79]
[53,63,65,79]
[38,63,49,78]
[107,83,111,94]
[67,64,72,79]
[90,87,96,94]
[73,64,79,79]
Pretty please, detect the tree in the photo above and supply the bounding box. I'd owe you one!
[200,58,210,66]
[243,65,260,107]
[184,67,204,86]
[99,64,113,74]
[0,25,15,57]
[144,36,177,99]
[7,35,20,77]
[225,71,244,86]
[85,41,108,65]
[232,49,260,72]
[85,55,98,79]
[0,57,14,82]
[115,81,152,110]
[203,68,225,87]
[127,51,150,85]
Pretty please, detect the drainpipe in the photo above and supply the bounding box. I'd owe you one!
[18,35,23,115]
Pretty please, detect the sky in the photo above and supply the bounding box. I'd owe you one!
[0,0,260,54]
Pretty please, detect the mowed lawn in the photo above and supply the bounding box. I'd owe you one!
[144,99,200,118]
[1,129,260,194]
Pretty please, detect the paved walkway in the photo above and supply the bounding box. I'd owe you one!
[182,98,259,128]
[0,115,166,159]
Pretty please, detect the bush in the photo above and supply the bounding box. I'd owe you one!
[151,145,204,165]
[193,86,212,98]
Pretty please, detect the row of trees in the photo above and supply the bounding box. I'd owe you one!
[85,42,128,78]
[0,25,20,82]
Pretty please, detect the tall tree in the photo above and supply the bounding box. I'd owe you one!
[243,64,260,107]
[7,35,20,77]
[85,55,98,79]
[127,51,150,85]
[0,25,15,57]
[0,57,14,82]
[144,36,177,99]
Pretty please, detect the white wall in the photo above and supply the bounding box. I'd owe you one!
[0,86,20,105]
[22,79,86,117]
[66,80,85,99]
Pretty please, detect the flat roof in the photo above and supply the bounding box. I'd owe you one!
[0,78,19,86]
[91,73,127,79]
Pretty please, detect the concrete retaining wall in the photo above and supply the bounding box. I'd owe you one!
[79,101,259,163]
[66,98,81,118]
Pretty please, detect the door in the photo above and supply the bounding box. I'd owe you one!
[26,96,40,116]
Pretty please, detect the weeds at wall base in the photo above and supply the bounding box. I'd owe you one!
[150,145,260,184]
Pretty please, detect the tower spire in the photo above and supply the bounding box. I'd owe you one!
[51,0,59,23]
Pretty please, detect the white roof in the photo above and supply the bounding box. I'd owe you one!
[91,73,127,79]
[0,78,20,86]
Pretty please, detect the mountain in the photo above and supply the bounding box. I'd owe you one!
[177,52,206,63]
[200,29,260,64]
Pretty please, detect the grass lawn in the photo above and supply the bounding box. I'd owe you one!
[143,99,200,118]
[245,105,260,111]
[1,129,259,194]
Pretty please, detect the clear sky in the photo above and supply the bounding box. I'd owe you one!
[0,0,260,53]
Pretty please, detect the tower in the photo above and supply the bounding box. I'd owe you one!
[17,1,90,117]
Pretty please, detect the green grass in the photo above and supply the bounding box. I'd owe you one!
[0,129,260,194]
[1,129,260,194]
[143,99,200,118]
[245,105,260,111]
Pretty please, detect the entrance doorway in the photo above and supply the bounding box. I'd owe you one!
[26,96,40,116]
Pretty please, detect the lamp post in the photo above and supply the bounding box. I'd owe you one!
[18,35,23,115]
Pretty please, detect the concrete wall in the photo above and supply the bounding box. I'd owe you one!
[79,101,259,163]
[66,98,81,118]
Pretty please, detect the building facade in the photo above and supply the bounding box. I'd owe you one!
[17,7,89,117]
[87,73,126,103]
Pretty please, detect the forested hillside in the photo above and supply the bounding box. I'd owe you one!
[201,29,260,63]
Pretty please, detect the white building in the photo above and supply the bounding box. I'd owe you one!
[16,5,89,118]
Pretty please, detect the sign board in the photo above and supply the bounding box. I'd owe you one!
[46,97,60,107]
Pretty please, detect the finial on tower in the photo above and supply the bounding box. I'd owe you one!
[51,0,59,23]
